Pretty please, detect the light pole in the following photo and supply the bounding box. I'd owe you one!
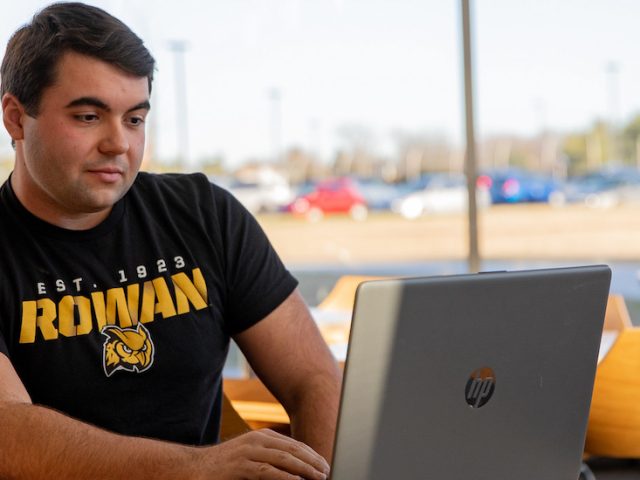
[606,61,620,163]
[169,40,190,168]
[269,88,282,163]
[461,0,480,273]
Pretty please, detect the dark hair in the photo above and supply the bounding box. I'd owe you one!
[1,2,155,117]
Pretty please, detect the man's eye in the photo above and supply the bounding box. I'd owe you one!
[75,114,98,122]
[128,116,145,126]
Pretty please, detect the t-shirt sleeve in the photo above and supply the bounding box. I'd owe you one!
[0,330,9,357]
[210,182,298,335]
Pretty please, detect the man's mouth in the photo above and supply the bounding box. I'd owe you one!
[88,167,124,183]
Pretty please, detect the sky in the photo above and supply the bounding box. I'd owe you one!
[2,0,640,169]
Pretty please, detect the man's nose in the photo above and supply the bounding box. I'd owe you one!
[98,120,129,155]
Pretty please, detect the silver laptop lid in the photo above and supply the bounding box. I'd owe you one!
[331,265,611,480]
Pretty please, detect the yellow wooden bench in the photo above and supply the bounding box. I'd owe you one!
[220,392,252,441]
[585,294,640,458]
[316,275,386,312]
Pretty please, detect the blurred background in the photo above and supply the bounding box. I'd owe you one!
[3,0,640,319]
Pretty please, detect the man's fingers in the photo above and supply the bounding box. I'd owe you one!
[245,430,329,479]
[263,429,329,466]
[210,429,330,479]
[249,460,319,480]
[258,429,329,471]
[260,430,326,460]
[258,448,327,480]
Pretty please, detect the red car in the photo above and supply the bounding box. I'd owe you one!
[287,178,368,221]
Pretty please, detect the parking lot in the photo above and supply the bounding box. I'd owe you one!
[258,203,640,265]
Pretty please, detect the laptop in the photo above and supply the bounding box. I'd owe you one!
[330,265,611,480]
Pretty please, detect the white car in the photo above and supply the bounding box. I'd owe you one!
[227,168,294,213]
[392,174,491,219]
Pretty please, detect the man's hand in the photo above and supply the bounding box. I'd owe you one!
[195,429,330,480]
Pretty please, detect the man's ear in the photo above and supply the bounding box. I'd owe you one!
[2,93,26,143]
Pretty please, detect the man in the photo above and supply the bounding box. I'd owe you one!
[0,3,341,479]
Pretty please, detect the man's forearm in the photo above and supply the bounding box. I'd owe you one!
[0,401,331,480]
[287,367,343,462]
[0,402,195,480]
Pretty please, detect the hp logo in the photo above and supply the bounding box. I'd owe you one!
[465,367,496,408]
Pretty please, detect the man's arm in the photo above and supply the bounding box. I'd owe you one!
[0,353,329,480]
[234,289,343,461]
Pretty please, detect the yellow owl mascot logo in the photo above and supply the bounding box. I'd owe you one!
[101,323,155,377]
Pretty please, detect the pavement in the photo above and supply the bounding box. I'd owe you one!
[258,204,640,265]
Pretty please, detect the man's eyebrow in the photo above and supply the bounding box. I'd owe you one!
[129,100,151,112]
[65,97,109,110]
[64,97,151,112]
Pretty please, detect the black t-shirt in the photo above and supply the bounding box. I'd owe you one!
[0,172,297,445]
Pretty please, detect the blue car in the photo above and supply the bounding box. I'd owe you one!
[550,167,640,207]
[481,169,558,204]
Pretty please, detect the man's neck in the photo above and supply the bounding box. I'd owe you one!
[9,171,112,231]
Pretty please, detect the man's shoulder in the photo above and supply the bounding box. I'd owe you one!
[132,171,235,204]
[128,172,240,221]
[131,171,214,201]
[133,171,208,190]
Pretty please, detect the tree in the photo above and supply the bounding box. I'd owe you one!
[619,114,640,165]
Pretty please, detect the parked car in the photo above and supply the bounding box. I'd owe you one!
[286,177,368,221]
[391,174,491,219]
[550,167,640,208]
[354,178,412,211]
[481,169,558,203]
[227,168,294,213]
[549,173,622,208]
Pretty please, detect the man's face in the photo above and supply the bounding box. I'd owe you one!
[12,51,150,228]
